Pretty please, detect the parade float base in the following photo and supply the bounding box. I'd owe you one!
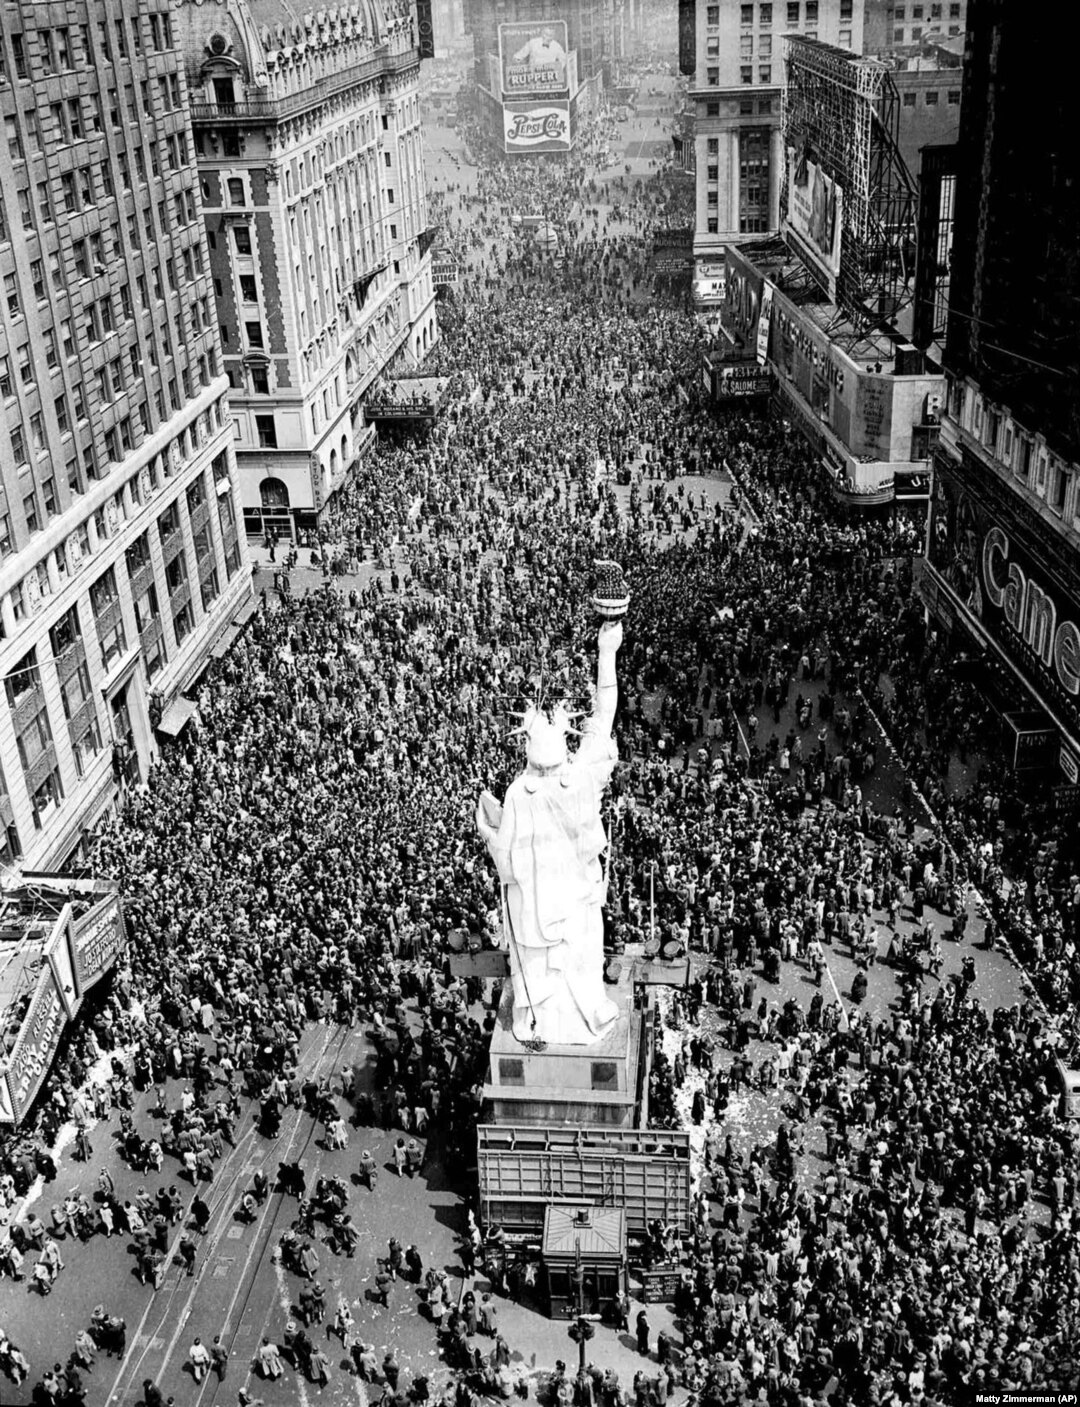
[481,969,643,1128]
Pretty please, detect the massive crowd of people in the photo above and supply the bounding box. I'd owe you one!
[1,79,1079,1407]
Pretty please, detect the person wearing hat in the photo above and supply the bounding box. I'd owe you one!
[635,1308,650,1357]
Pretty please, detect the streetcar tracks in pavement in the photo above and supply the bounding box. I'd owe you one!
[107,1022,351,1402]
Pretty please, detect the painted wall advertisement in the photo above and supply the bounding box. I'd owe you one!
[785,148,843,298]
[854,375,894,460]
[928,461,1080,742]
[502,102,572,154]
[499,21,570,99]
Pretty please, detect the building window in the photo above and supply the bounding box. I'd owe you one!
[245,322,264,350]
[707,5,720,22]
[741,2,754,20]
[173,600,194,646]
[805,0,818,18]
[760,3,773,21]
[50,605,82,660]
[707,67,720,85]
[706,102,720,117]
[740,65,753,84]
[17,703,53,780]
[6,648,39,709]
[256,414,277,448]
[903,91,916,106]
[925,90,939,105]
[60,660,92,721]
[234,225,252,255]
[839,29,852,45]
[591,1062,618,1092]
[30,770,63,830]
[787,2,800,21]
[498,1059,524,1087]
[199,567,220,611]
[759,65,772,83]
[1051,466,1070,515]
[165,552,187,595]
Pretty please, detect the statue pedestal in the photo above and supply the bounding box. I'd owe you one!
[476,965,693,1245]
[482,969,644,1129]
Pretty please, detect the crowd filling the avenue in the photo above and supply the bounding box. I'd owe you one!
[3,96,1080,1407]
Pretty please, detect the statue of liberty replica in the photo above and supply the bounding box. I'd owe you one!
[475,564,630,1046]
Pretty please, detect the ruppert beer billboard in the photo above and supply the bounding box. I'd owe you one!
[503,102,572,155]
[499,21,570,100]
[928,460,1080,741]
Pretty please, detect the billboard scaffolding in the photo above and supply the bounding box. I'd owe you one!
[780,38,917,339]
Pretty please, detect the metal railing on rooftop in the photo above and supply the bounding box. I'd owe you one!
[189,47,420,124]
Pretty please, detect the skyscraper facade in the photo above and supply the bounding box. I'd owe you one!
[179,0,437,542]
[690,0,864,258]
[922,0,1080,781]
[0,3,251,872]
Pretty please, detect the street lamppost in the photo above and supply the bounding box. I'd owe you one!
[567,1232,595,1390]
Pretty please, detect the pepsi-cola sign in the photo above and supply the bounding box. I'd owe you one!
[503,102,571,154]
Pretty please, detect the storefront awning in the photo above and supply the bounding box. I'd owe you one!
[210,624,241,661]
[156,696,199,737]
[231,595,258,630]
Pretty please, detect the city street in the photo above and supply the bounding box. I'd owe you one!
[1,16,1077,1407]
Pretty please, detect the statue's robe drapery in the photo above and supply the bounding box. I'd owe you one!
[487,724,620,1044]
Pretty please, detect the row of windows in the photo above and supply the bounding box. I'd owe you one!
[703,99,774,119]
[891,4,963,19]
[0,13,174,85]
[8,463,239,675]
[3,342,220,527]
[733,0,844,25]
[901,88,961,106]
[893,25,963,39]
[1,408,232,628]
[953,382,1080,528]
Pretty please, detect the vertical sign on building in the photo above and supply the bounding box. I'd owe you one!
[417,0,436,59]
[679,0,696,77]
[757,282,774,366]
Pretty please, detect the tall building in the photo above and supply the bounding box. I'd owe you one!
[689,0,865,259]
[177,0,437,543]
[0,3,251,872]
[863,0,966,50]
[922,0,1080,784]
